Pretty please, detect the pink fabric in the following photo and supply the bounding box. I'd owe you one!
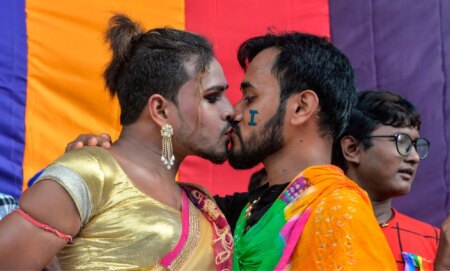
[159,190,190,267]
[16,208,73,242]
[274,208,312,271]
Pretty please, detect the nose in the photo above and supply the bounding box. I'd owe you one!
[406,146,420,164]
[220,98,237,122]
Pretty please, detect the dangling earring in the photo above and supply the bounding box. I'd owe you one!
[161,124,175,170]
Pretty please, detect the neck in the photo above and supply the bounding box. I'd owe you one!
[110,125,184,181]
[345,168,393,224]
[263,136,332,186]
[371,199,393,224]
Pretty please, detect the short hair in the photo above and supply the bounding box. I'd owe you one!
[332,90,421,170]
[237,32,357,140]
[104,14,214,125]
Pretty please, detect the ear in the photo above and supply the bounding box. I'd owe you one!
[147,94,172,127]
[289,90,319,126]
[340,135,361,165]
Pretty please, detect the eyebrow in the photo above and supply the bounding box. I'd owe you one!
[205,84,228,92]
[240,81,254,91]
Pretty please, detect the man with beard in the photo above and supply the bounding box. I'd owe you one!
[65,32,397,270]
[225,32,396,270]
[332,90,450,271]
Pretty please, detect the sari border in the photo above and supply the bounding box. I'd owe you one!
[159,190,190,268]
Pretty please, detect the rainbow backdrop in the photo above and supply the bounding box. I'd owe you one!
[0,0,329,198]
[1,0,449,226]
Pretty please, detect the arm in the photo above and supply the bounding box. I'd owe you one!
[0,180,81,270]
[435,215,450,271]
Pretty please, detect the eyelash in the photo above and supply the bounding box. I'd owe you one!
[244,96,255,104]
[205,95,220,103]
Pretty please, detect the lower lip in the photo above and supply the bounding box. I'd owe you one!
[398,172,413,181]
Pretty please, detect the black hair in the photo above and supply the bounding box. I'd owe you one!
[104,14,214,125]
[237,32,357,140]
[332,90,421,170]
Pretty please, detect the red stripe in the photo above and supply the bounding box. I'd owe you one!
[183,0,330,196]
[16,209,72,242]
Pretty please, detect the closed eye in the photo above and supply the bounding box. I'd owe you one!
[244,96,255,104]
[205,94,220,103]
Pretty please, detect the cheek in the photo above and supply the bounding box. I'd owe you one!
[199,104,223,130]
[247,109,259,126]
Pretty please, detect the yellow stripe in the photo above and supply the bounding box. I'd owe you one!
[23,0,185,190]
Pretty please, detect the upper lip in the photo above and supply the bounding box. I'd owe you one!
[398,168,415,176]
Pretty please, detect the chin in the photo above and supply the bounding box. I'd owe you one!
[391,186,412,198]
[202,151,227,164]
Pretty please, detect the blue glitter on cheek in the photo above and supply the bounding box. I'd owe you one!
[248,109,258,126]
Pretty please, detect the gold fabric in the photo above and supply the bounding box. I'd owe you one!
[37,147,214,270]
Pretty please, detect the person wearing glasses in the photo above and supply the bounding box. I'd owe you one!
[332,90,443,270]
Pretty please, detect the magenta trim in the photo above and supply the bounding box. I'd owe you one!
[274,208,312,270]
[159,190,190,267]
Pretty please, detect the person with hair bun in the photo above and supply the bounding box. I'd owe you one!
[0,14,234,270]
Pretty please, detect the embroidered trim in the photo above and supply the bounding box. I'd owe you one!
[189,188,233,270]
[169,199,200,270]
[36,164,92,224]
[16,209,72,242]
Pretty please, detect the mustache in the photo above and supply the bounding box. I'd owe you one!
[227,121,245,148]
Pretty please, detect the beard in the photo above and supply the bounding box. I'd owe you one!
[228,104,285,169]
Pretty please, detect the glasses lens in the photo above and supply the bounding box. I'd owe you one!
[415,138,429,159]
[396,134,412,156]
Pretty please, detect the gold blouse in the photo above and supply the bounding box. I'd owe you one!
[37,147,214,270]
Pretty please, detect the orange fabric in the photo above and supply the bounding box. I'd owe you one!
[288,166,397,271]
[23,0,184,191]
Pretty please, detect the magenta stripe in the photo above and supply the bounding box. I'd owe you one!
[274,208,312,270]
[159,189,190,267]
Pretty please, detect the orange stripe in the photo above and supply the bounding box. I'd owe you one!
[23,0,185,190]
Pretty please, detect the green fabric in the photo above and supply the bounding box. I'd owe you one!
[233,199,287,271]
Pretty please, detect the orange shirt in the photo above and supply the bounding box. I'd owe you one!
[381,208,440,270]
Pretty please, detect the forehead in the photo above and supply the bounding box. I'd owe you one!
[182,57,227,92]
[241,48,280,96]
[244,47,279,81]
[202,58,227,87]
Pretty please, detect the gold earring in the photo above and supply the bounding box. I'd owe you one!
[161,124,175,170]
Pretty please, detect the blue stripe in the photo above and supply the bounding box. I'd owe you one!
[0,0,27,199]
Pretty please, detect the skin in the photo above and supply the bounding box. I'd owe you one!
[341,125,420,223]
[342,125,450,268]
[0,57,234,269]
[67,48,331,186]
[229,47,332,185]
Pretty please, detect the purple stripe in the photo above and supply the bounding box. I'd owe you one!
[0,0,27,199]
[330,0,450,226]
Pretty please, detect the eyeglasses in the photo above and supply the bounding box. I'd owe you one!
[361,133,430,159]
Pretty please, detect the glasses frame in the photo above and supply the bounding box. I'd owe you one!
[360,133,430,160]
